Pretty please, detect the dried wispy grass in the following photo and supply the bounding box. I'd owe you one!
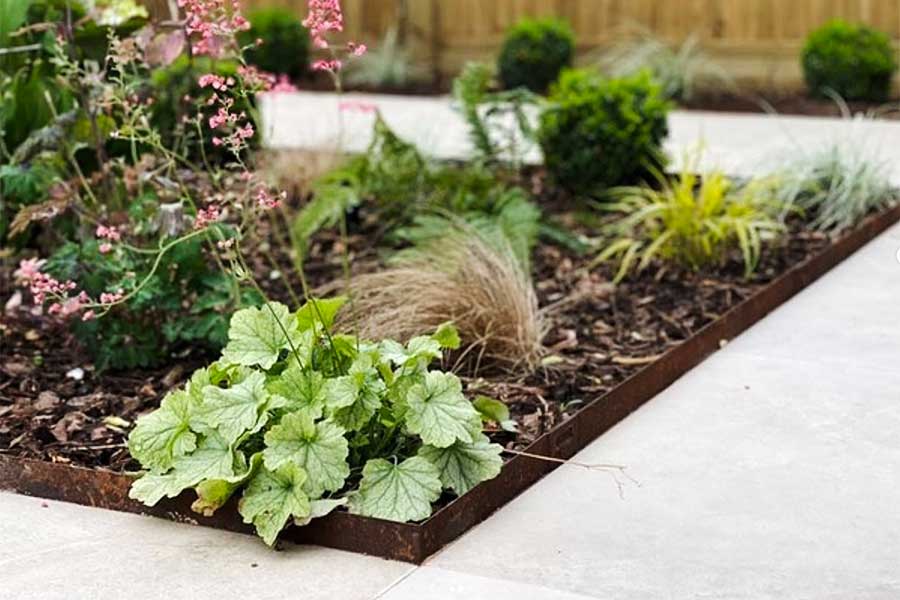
[331,229,547,373]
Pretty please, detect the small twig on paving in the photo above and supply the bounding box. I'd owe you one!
[502,448,640,499]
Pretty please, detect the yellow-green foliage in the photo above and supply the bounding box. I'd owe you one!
[595,170,786,282]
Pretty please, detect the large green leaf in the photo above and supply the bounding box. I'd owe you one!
[295,297,346,333]
[404,371,481,448]
[127,389,197,473]
[348,456,441,522]
[326,355,385,431]
[239,463,311,546]
[192,453,263,517]
[196,371,269,444]
[418,435,503,495]
[129,432,236,506]
[267,363,327,419]
[263,412,350,496]
[221,302,304,369]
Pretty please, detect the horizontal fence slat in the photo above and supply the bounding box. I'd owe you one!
[140,0,900,90]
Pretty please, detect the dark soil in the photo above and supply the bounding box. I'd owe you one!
[0,181,839,472]
[682,91,900,119]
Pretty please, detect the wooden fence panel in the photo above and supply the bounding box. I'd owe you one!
[142,0,900,89]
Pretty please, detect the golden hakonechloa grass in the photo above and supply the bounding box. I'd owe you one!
[594,169,787,282]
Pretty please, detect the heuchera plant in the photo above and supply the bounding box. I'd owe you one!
[127,300,503,544]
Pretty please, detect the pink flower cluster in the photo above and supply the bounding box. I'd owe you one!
[312,59,342,73]
[256,188,286,210]
[14,259,123,322]
[302,0,344,48]
[198,73,234,91]
[302,0,366,72]
[269,74,298,93]
[237,65,276,92]
[201,84,254,154]
[96,224,123,254]
[195,204,222,229]
[179,0,250,57]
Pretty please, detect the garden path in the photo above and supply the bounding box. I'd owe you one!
[260,91,900,184]
[3,98,900,599]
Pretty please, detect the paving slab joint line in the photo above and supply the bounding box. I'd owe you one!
[371,566,420,599]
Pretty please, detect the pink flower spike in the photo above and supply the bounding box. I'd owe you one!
[82,310,96,321]
[99,243,113,254]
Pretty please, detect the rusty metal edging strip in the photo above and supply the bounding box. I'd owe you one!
[2,204,899,563]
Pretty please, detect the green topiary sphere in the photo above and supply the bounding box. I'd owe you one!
[538,69,671,195]
[241,7,310,80]
[801,19,897,101]
[497,17,575,94]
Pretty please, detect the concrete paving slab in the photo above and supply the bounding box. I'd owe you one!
[0,491,412,600]
[728,227,900,373]
[379,566,599,600]
[260,92,900,185]
[421,223,900,600]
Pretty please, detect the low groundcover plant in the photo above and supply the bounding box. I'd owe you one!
[127,299,503,545]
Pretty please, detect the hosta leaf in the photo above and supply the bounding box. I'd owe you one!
[192,453,263,517]
[263,412,350,496]
[197,371,269,444]
[348,457,441,522]
[404,371,480,448]
[418,435,503,495]
[239,463,311,546]
[127,389,197,473]
[267,363,327,419]
[221,302,303,369]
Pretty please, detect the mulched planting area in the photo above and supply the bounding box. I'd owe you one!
[682,92,900,119]
[0,178,837,473]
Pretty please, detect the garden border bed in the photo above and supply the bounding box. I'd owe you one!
[2,202,899,563]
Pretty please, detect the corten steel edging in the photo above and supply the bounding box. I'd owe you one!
[2,203,899,563]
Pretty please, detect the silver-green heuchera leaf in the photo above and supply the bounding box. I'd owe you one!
[267,363,328,419]
[418,434,503,495]
[196,371,269,444]
[129,431,236,506]
[263,412,350,496]
[127,389,197,473]
[239,463,311,546]
[404,371,481,448]
[221,302,304,369]
[348,456,442,522]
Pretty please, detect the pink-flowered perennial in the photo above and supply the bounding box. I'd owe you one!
[194,204,222,229]
[302,0,366,72]
[302,0,344,48]
[96,224,123,254]
[14,259,123,321]
[256,188,286,210]
[178,0,250,57]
